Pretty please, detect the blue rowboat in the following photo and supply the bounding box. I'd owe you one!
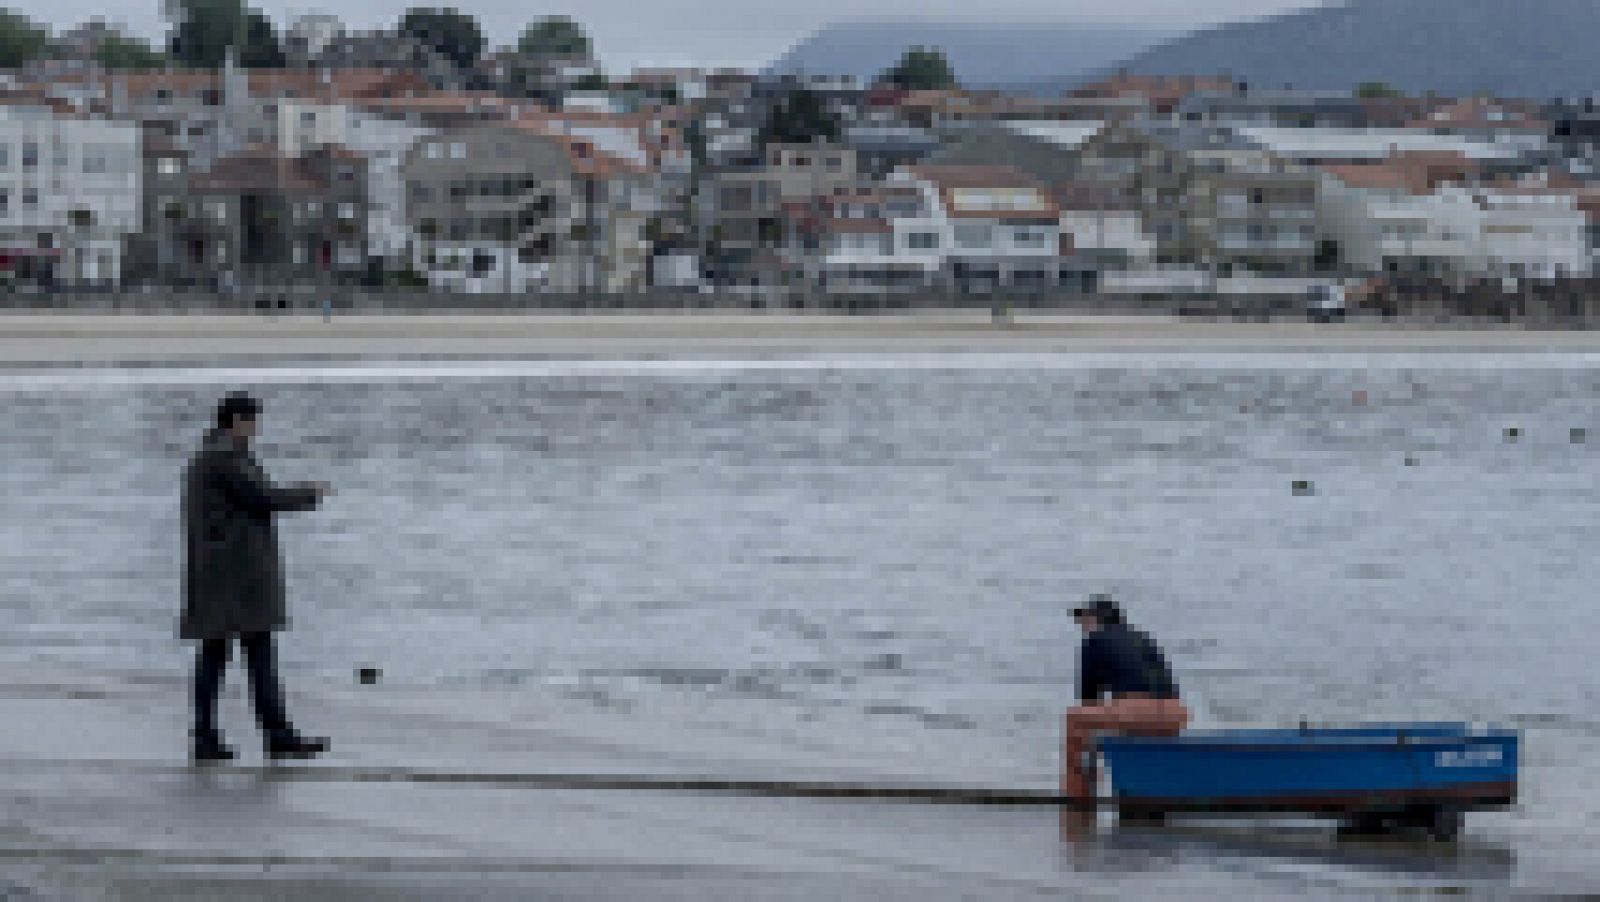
[1097,722,1518,839]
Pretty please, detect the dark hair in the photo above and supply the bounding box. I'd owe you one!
[1074,593,1124,626]
[215,392,261,430]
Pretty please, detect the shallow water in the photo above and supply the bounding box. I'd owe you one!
[1,352,1596,891]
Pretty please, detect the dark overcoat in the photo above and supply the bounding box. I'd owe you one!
[181,429,320,641]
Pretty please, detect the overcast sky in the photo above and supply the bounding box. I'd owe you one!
[25,0,1331,71]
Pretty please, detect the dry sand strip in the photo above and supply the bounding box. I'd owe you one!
[3,313,1600,362]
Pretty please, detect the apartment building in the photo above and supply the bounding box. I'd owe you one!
[403,126,656,293]
[1320,156,1590,280]
[0,101,140,287]
[172,144,370,287]
[890,164,1062,293]
[781,183,935,292]
[1320,153,1482,277]
[1053,182,1156,273]
[1195,161,1325,276]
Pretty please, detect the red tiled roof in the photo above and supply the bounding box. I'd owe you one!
[1407,97,1548,132]
[901,164,1059,221]
[1069,73,1234,112]
[354,91,511,115]
[1321,151,1480,194]
[900,164,1042,189]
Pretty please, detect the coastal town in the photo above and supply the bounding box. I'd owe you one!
[0,8,1596,320]
[5,4,1600,898]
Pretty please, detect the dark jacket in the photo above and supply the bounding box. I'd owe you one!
[181,429,320,641]
[1079,623,1178,703]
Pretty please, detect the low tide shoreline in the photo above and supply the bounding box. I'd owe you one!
[0,659,1555,898]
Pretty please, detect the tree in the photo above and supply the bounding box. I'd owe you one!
[517,15,590,59]
[0,10,50,69]
[758,88,840,146]
[166,0,283,68]
[95,33,167,71]
[1356,81,1403,99]
[398,7,483,71]
[571,71,607,92]
[879,45,957,91]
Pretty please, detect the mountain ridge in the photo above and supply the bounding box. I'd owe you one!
[1096,0,1600,98]
[766,20,1178,90]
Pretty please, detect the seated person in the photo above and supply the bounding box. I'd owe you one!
[1062,594,1189,800]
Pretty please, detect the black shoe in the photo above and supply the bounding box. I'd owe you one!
[191,732,236,764]
[265,733,329,761]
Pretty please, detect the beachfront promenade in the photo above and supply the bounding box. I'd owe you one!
[6,312,1600,363]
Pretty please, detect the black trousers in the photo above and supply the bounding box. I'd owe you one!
[193,631,292,739]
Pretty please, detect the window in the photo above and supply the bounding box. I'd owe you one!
[826,156,842,170]
[22,142,37,169]
[449,142,466,160]
[0,190,7,215]
[301,111,317,126]
[906,232,939,250]
[83,150,107,174]
[22,188,37,209]
[155,89,171,102]
[1012,227,1049,248]
[425,142,443,160]
[955,224,991,249]
[338,203,356,220]
[0,144,8,168]
[158,157,182,176]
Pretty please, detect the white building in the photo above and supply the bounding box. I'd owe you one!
[1236,126,1538,165]
[344,113,434,273]
[788,165,1063,294]
[783,183,941,293]
[889,164,1063,292]
[286,14,346,64]
[278,100,348,157]
[1457,184,1591,280]
[1320,156,1591,280]
[0,101,140,286]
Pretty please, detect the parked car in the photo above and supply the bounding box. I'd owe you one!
[1307,283,1347,323]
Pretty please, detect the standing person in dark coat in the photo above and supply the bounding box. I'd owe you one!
[182,392,332,763]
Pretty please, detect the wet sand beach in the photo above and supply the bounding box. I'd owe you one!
[0,662,1547,899]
